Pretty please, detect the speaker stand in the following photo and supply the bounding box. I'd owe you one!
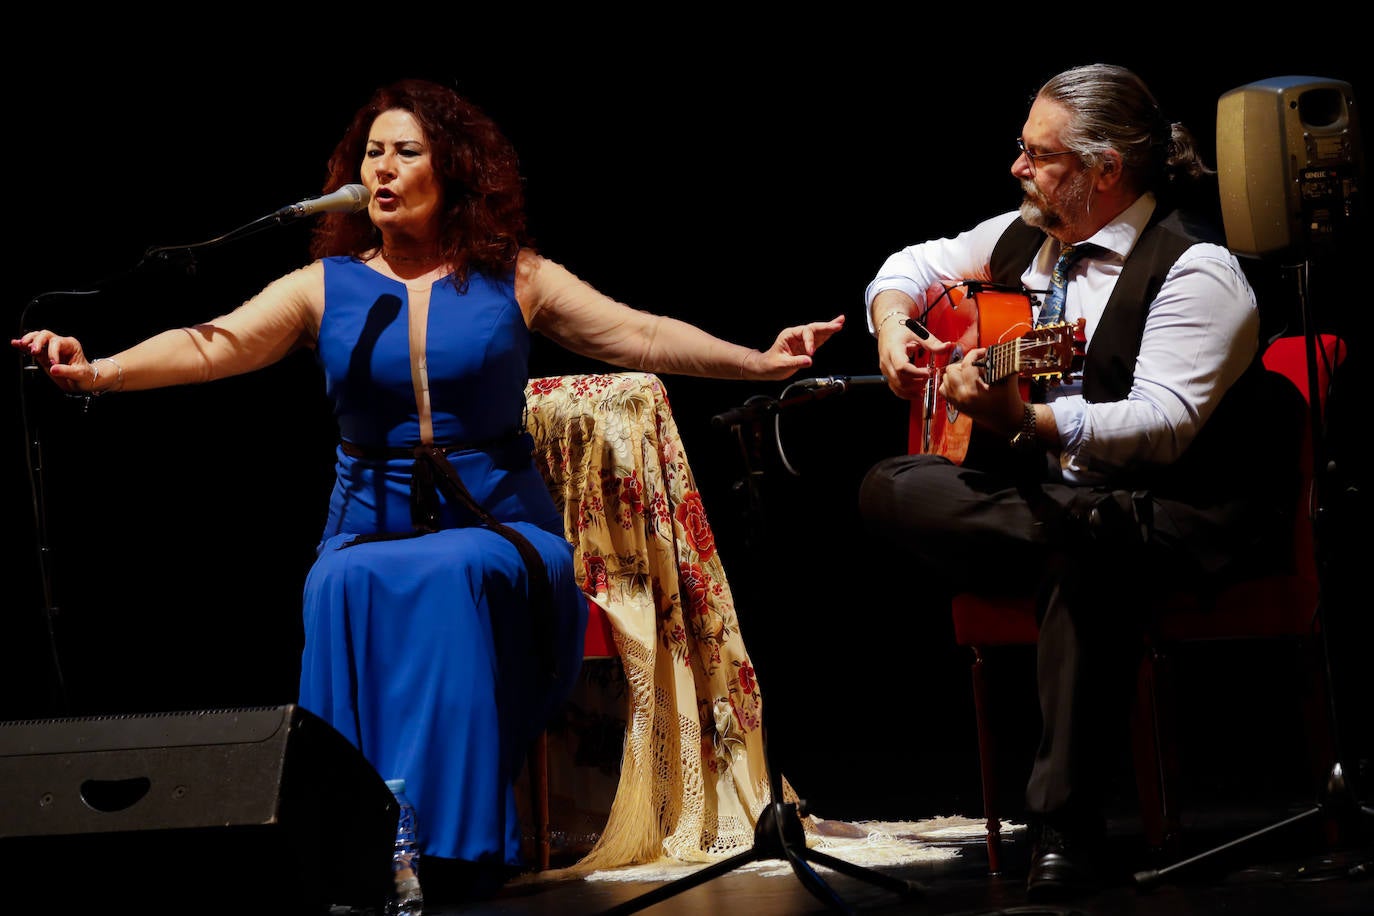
[603,389,926,915]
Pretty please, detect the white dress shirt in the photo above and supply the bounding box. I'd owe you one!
[865,193,1260,485]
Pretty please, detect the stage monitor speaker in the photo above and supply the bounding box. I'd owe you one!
[0,704,398,913]
[1217,75,1363,258]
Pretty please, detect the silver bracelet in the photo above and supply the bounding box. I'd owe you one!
[91,356,125,396]
[106,356,125,391]
[878,309,910,332]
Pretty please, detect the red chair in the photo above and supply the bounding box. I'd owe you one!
[933,334,1346,873]
[528,598,617,870]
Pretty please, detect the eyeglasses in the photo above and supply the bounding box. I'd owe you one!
[1016,137,1077,170]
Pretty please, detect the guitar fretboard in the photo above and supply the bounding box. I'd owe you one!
[981,339,1024,385]
[977,322,1078,385]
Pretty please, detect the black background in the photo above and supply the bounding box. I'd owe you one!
[4,26,1369,823]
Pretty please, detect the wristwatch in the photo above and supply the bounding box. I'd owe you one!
[1009,402,1037,450]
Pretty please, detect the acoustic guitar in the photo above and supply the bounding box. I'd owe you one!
[906,282,1080,464]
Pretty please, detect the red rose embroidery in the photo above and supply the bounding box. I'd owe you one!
[583,555,608,595]
[618,471,645,514]
[674,491,716,562]
[736,661,756,696]
[678,562,712,617]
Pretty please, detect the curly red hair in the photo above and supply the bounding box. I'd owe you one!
[309,78,532,284]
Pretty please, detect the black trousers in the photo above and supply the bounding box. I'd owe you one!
[858,451,1274,828]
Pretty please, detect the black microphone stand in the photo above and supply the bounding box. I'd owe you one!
[602,383,925,915]
[136,207,307,275]
[13,199,320,720]
[1133,253,1371,890]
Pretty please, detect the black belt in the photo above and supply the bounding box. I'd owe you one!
[338,436,558,683]
[338,430,522,463]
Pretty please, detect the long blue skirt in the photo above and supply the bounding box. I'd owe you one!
[299,520,587,864]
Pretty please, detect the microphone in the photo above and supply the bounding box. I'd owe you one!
[711,395,778,429]
[274,184,371,219]
[903,318,931,340]
[792,375,887,391]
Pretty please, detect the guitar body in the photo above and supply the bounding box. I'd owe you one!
[907,284,1057,465]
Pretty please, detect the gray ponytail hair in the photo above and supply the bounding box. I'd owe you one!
[1039,64,1213,195]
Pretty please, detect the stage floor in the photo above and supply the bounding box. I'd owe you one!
[420,799,1372,915]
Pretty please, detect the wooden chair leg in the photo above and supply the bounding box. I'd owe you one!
[969,646,1004,874]
[1132,645,1166,852]
[529,730,551,870]
[1132,643,1181,857]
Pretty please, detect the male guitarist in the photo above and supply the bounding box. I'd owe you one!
[858,64,1289,902]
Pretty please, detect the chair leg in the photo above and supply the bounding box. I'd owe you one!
[529,731,551,870]
[1131,646,1165,851]
[1132,643,1181,857]
[968,646,1004,874]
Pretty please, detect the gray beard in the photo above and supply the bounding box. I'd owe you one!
[1019,196,1065,231]
[1019,197,1049,229]
[1019,175,1088,233]
[1019,180,1059,230]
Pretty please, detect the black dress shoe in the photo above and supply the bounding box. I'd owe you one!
[1026,822,1103,902]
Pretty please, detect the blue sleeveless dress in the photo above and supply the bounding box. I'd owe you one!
[298,257,588,865]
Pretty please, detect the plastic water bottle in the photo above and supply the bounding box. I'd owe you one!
[385,778,424,916]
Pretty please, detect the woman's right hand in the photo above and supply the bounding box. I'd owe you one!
[11,330,98,394]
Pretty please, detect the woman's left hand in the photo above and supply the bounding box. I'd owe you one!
[745,314,846,380]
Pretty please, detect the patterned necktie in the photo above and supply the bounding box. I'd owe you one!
[1037,243,1098,327]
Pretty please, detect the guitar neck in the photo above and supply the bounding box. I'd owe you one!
[981,338,1032,385]
[978,322,1079,385]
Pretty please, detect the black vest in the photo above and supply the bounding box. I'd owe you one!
[989,209,1282,504]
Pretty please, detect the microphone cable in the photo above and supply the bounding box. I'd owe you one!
[774,376,885,477]
[776,378,808,477]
